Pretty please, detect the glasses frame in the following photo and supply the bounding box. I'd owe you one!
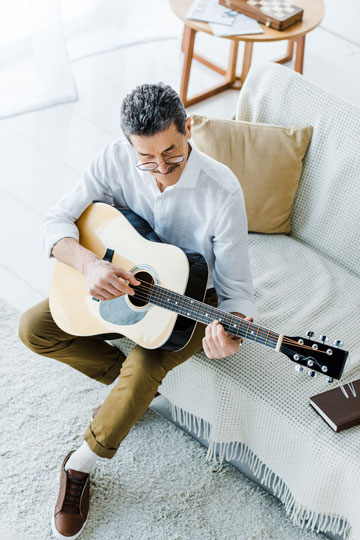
[136,154,185,172]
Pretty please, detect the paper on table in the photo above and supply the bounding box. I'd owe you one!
[209,14,264,36]
[186,0,238,26]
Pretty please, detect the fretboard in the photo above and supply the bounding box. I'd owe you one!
[148,285,280,350]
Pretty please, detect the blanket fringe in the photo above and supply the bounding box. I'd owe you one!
[167,402,352,540]
[168,401,211,441]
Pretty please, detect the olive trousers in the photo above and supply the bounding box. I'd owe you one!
[18,290,217,459]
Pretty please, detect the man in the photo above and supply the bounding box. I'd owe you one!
[19,83,256,539]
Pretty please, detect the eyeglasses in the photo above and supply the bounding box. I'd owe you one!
[136,154,185,171]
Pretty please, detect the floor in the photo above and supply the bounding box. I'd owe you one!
[1,21,360,314]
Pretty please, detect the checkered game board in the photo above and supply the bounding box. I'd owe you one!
[246,0,298,20]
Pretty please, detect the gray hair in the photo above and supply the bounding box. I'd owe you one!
[120,83,187,140]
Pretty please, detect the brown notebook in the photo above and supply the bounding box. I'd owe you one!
[310,379,360,432]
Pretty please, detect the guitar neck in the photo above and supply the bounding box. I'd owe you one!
[149,285,282,351]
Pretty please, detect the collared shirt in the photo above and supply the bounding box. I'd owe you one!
[42,138,257,319]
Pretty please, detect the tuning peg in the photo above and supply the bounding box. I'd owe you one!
[308,370,317,378]
[319,335,328,344]
[307,359,314,367]
[321,365,328,373]
[327,377,334,383]
[295,365,304,373]
[334,339,343,349]
[306,331,314,338]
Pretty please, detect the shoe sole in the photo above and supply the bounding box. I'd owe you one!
[51,511,88,540]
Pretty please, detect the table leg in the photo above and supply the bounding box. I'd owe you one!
[275,39,295,65]
[180,25,196,105]
[240,42,254,83]
[181,24,227,77]
[226,40,239,84]
[179,25,236,107]
[192,53,227,76]
[294,35,305,74]
[181,27,186,52]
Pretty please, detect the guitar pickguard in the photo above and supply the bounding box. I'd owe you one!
[99,295,148,326]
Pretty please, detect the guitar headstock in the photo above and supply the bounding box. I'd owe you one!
[280,331,348,381]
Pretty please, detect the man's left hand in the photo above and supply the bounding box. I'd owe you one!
[202,316,254,359]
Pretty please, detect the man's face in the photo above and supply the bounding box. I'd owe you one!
[129,118,192,189]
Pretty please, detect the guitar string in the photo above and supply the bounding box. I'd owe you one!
[129,277,280,344]
[134,284,331,370]
[137,281,333,371]
[119,279,330,353]
[130,282,279,346]
[129,287,279,349]
[120,282,335,373]
[116,283,327,356]
[121,274,332,371]
[128,279,330,353]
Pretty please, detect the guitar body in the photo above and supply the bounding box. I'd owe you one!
[50,203,209,351]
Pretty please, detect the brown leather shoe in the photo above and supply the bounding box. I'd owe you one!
[51,451,90,539]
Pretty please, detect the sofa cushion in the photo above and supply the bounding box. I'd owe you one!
[190,114,312,234]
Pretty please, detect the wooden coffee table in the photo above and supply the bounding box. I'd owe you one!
[170,0,325,107]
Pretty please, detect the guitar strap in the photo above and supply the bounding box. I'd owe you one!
[103,248,114,263]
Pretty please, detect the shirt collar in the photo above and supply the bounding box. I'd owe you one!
[171,141,200,190]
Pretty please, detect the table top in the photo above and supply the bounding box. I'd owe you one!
[170,0,325,42]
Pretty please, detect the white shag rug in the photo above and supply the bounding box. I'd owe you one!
[0,298,327,540]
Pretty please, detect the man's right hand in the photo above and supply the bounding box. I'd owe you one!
[83,258,140,301]
[51,237,140,302]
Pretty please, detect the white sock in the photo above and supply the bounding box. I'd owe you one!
[65,441,99,474]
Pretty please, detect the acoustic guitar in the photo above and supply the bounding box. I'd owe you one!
[50,203,348,381]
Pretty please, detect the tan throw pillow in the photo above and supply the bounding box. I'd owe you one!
[190,114,313,234]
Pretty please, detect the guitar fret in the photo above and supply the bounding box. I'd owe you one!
[223,314,234,332]
[149,285,280,350]
[193,298,201,320]
[206,305,219,323]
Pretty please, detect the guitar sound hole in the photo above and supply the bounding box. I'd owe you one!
[129,271,154,308]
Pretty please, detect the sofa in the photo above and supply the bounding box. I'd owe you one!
[113,63,360,540]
